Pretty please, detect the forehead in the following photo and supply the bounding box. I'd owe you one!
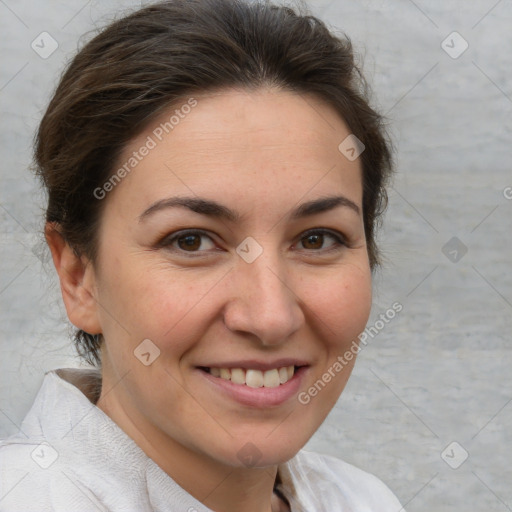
[106,88,362,219]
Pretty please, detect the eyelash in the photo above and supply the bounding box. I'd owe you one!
[158,228,348,257]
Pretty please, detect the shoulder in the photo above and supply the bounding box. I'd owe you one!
[0,369,111,511]
[0,438,110,512]
[287,449,405,511]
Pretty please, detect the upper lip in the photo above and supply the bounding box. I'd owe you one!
[197,358,310,371]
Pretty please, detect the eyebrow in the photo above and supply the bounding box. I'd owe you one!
[138,194,360,223]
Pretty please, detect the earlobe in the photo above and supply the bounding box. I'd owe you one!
[45,222,102,335]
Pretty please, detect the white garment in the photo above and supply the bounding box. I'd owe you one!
[0,369,404,511]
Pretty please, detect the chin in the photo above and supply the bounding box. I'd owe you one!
[214,424,316,469]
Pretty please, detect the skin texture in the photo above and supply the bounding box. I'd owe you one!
[46,88,372,512]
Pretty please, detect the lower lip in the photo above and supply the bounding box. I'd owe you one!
[197,366,308,408]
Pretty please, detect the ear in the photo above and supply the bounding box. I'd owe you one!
[45,222,102,336]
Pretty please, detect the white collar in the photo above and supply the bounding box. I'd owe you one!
[21,368,299,511]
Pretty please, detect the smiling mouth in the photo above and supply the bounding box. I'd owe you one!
[198,366,301,388]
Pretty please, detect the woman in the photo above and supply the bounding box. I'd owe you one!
[0,0,403,510]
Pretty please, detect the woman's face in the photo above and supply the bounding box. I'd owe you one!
[90,88,372,468]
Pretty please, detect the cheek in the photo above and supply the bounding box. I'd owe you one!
[299,266,371,418]
[100,259,222,353]
[309,264,372,343]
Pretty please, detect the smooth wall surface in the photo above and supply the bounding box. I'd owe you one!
[1,1,511,510]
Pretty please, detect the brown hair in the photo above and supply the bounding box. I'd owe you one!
[34,0,393,366]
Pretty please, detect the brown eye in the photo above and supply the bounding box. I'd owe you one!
[160,229,217,254]
[302,233,324,250]
[297,229,346,252]
[177,234,202,251]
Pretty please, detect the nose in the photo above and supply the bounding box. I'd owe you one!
[222,249,304,346]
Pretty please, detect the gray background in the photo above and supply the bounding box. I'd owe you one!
[1,1,511,510]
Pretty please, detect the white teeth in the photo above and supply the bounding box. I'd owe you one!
[246,369,264,388]
[208,365,296,387]
[278,367,288,384]
[230,368,245,385]
[220,368,231,380]
[263,369,280,388]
